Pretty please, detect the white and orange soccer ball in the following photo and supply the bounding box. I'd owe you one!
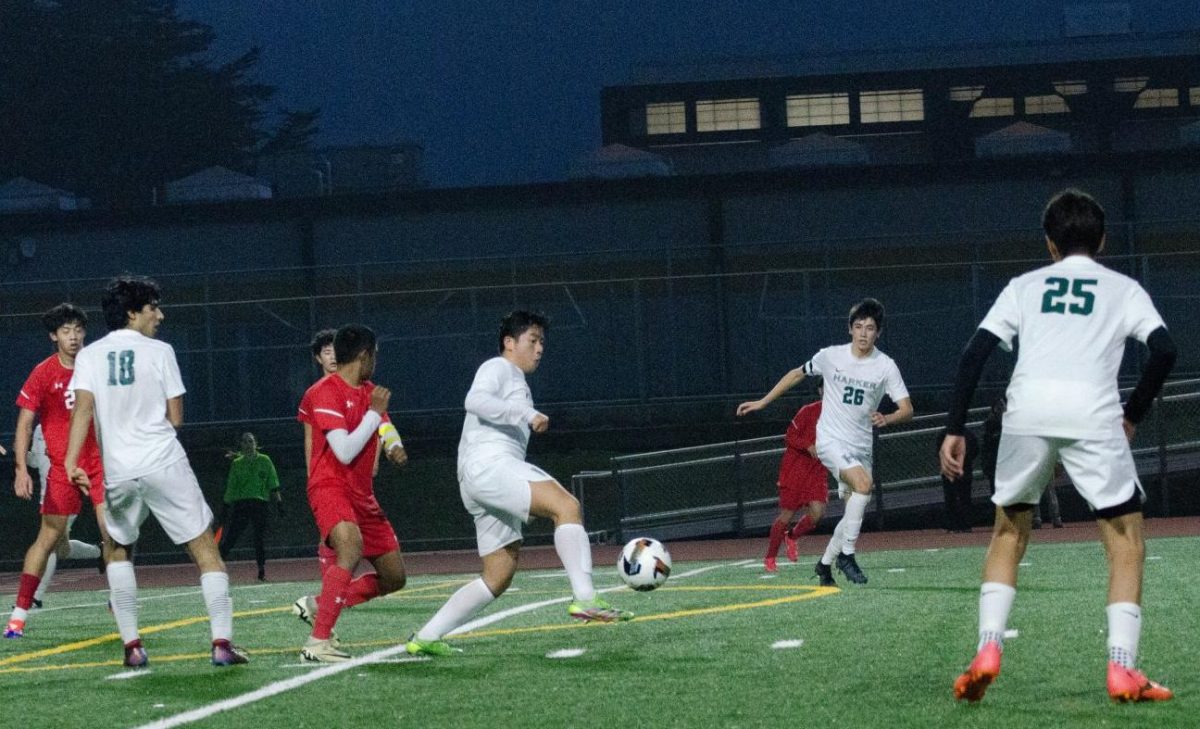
[617,537,672,591]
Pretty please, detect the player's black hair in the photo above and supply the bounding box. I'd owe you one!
[333,324,376,366]
[497,310,549,354]
[310,328,337,358]
[42,303,87,332]
[101,275,161,331]
[1042,188,1105,256]
[848,298,885,330]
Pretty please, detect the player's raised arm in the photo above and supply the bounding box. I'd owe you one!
[940,330,1001,480]
[12,408,36,499]
[737,366,806,416]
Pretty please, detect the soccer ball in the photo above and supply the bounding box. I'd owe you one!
[617,537,672,591]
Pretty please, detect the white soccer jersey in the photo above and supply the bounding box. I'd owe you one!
[457,356,543,475]
[803,343,909,451]
[979,254,1165,440]
[69,329,187,482]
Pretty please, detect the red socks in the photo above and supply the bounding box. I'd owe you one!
[15,573,40,611]
[766,521,787,560]
[342,574,380,608]
[313,565,352,640]
[789,514,815,539]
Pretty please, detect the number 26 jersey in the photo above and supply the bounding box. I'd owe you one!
[803,343,908,452]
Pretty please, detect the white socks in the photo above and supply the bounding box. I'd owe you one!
[820,521,846,566]
[416,578,496,641]
[554,523,596,602]
[33,554,56,603]
[978,582,1016,650]
[106,561,140,644]
[200,571,233,642]
[1106,602,1142,668]
[839,492,871,555]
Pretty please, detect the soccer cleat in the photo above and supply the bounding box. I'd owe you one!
[292,595,340,648]
[211,640,250,666]
[764,556,778,573]
[954,640,1001,702]
[836,553,868,584]
[301,637,350,663]
[3,619,25,639]
[405,633,460,657]
[784,533,799,562]
[568,597,634,622]
[1107,662,1173,702]
[814,561,836,587]
[124,639,149,668]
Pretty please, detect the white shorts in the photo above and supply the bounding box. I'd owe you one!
[104,458,214,546]
[459,457,551,556]
[816,437,872,496]
[992,431,1143,512]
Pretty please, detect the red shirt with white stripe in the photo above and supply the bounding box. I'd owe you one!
[300,373,387,499]
[17,354,102,474]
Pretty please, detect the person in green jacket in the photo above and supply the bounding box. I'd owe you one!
[219,432,282,581]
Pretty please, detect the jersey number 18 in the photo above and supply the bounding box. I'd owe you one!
[107,350,136,386]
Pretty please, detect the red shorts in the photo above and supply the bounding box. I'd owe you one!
[309,484,400,559]
[42,464,105,516]
[777,449,829,511]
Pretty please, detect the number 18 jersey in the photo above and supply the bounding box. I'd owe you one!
[979,255,1165,440]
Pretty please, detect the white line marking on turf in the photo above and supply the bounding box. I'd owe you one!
[154,704,166,709]
[1148,556,1162,561]
[1018,562,1031,567]
[134,558,750,728]
[772,640,804,649]
[887,568,906,573]
[1004,629,1019,639]
[107,670,152,680]
[547,648,586,659]
[759,574,776,579]
[925,549,940,552]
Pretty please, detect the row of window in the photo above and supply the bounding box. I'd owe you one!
[644,79,1200,135]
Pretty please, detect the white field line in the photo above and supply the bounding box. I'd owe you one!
[106,669,153,680]
[38,582,278,614]
[132,558,753,729]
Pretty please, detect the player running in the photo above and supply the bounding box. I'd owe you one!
[941,189,1176,703]
[738,298,912,586]
[65,276,247,667]
[762,378,827,573]
[297,324,408,663]
[6,304,106,638]
[406,311,630,657]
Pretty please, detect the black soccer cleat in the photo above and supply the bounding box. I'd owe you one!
[835,553,868,584]
[814,561,837,587]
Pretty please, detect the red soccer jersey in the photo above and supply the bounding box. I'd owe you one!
[303,374,387,498]
[783,400,824,476]
[16,354,102,473]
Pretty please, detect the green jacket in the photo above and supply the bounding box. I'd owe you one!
[224,452,280,504]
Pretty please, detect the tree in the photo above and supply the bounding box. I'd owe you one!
[0,0,319,207]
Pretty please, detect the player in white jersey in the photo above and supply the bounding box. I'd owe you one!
[940,189,1176,703]
[406,311,630,657]
[738,298,912,586]
[64,275,248,668]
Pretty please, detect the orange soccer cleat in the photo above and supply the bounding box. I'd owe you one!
[1107,662,1173,702]
[954,640,1001,702]
[784,534,799,562]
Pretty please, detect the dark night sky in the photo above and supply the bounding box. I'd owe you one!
[177,1,1199,188]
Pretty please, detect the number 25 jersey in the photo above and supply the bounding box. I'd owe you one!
[980,255,1165,440]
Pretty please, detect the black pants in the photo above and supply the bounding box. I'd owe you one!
[219,499,268,570]
[942,476,973,531]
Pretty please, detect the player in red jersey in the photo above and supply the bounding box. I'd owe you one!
[300,330,339,574]
[5,304,108,638]
[297,324,408,662]
[764,379,828,572]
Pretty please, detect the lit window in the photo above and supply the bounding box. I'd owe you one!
[646,102,686,135]
[970,97,1015,118]
[786,93,850,127]
[1053,80,1088,96]
[695,98,761,131]
[1025,95,1070,114]
[950,86,984,102]
[1133,88,1179,109]
[859,89,924,123]
[1113,76,1149,92]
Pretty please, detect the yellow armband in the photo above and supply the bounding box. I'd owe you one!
[378,422,403,451]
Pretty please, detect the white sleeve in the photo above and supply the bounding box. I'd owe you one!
[802,348,828,377]
[464,361,537,426]
[1123,285,1166,344]
[161,345,187,399]
[69,350,96,394]
[884,359,910,402]
[978,282,1020,352]
[325,411,383,465]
